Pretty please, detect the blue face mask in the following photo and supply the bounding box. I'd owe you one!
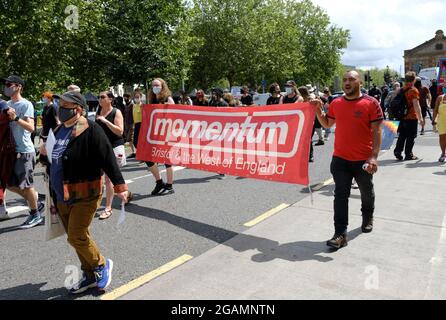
[443,88,446,94]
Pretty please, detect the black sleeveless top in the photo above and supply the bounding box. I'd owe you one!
[96,106,125,148]
[282,94,299,104]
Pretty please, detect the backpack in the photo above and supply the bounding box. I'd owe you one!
[388,88,408,120]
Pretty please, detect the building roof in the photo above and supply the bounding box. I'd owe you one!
[404,30,446,56]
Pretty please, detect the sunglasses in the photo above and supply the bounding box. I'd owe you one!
[99,95,108,99]
[4,82,16,88]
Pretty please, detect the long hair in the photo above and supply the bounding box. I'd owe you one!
[149,78,172,103]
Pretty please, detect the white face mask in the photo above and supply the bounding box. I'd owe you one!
[134,99,141,104]
[153,87,161,95]
[286,87,293,95]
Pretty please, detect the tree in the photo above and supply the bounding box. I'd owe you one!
[286,0,350,86]
[188,0,348,90]
[97,0,199,92]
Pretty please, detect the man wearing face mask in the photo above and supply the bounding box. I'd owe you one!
[40,91,130,294]
[1,75,44,228]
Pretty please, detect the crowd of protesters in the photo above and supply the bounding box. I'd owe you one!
[1,70,444,294]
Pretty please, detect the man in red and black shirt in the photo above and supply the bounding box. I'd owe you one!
[394,72,424,160]
[313,70,383,249]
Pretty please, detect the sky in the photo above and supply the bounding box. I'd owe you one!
[311,0,446,73]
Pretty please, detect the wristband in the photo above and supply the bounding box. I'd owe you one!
[14,116,20,122]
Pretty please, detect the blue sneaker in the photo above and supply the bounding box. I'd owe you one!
[94,258,113,291]
[19,212,43,229]
[69,273,97,294]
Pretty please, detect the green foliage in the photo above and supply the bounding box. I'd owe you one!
[0,0,350,99]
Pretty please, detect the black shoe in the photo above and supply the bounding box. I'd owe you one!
[404,155,419,161]
[309,154,314,162]
[151,180,166,195]
[315,140,325,146]
[160,184,175,195]
[326,233,348,249]
[394,152,403,161]
[361,217,373,233]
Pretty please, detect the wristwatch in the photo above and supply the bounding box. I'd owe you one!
[14,116,20,122]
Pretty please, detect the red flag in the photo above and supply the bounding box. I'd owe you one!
[136,103,315,185]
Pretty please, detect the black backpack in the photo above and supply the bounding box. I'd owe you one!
[388,88,408,120]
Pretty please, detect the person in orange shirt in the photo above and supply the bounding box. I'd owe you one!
[394,72,425,161]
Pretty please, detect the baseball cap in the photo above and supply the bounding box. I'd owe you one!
[285,80,296,87]
[306,84,315,93]
[212,87,224,96]
[2,75,25,86]
[53,91,88,109]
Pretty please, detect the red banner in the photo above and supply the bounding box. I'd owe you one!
[136,103,315,185]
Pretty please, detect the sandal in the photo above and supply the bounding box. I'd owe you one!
[99,208,113,220]
[125,191,133,206]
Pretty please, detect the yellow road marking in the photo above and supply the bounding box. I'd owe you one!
[312,178,334,191]
[100,254,193,300]
[244,203,290,227]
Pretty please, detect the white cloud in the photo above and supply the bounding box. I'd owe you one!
[311,0,446,73]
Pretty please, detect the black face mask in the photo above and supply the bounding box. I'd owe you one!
[58,107,78,123]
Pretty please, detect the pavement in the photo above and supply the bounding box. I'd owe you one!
[120,132,446,300]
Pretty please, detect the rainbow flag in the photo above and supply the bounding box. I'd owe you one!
[381,120,399,150]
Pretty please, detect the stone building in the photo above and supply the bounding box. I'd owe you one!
[404,30,446,73]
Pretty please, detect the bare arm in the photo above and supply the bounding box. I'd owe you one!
[166,97,175,105]
[370,121,382,160]
[312,99,335,128]
[100,109,124,136]
[412,99,425,126]
[6,108,34,132]
[365,121,383,174]
[433,95,442,124]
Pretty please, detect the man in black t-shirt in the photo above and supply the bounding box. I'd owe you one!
[209,88,229,107]
[240,86,254,106]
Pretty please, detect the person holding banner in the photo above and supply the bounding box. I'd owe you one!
[145,78,176,195]
[313,70,383,250]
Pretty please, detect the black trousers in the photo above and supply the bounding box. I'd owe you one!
[394,119,418,157]
[330,156,375,235]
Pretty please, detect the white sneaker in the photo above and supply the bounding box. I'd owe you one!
[0,205,9,221]
[439,154,446,163]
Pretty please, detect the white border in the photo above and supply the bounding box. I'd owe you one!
[146,109,305,158]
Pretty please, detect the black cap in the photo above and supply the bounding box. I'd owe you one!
[212,87,224,96]
[2,75,25,86]
[53,91,88,109]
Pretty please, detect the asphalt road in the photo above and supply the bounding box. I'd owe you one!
[0,134,336,300]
